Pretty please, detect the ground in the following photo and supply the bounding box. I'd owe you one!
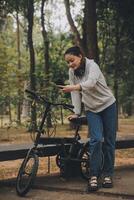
[0,187,127,200]
[0,117,134,199]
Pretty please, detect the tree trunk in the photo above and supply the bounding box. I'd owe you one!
[60,106,64,125]
[27,0,36,129]
[64,0,99,63]
[8,98,12,123]
[16,10,21,125]
[41,0,51,128]
[64,0,83,49]
[41,0,51,173]
[41,0,49,80]
[82,0,99,63]
[114,15,120,130]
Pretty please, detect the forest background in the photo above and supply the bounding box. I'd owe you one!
[0,0,134,129]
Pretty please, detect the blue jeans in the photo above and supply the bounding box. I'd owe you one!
[86,102,117,177]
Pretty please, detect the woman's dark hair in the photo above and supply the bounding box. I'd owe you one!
[64,46,85,78]
[64,46,84,57]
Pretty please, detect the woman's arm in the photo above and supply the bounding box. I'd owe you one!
[80,61,100,90]
[59,84,81,92]
[65,69,82,115]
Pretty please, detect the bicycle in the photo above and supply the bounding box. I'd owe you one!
[16,89,74,196]
[16,89,104,196]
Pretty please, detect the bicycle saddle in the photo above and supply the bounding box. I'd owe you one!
[70,116,87,125]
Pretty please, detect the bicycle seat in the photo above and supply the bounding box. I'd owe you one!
[70,116,87,125]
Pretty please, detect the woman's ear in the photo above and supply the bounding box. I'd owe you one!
[79,54,82,59]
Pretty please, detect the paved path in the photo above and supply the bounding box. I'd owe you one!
[0,165,134,199]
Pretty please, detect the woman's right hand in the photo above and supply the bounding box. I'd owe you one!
[67,114,79,121]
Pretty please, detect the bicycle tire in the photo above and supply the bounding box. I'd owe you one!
[16,152,39,196]
[79,145,104,180]
[56,153,61,168]
[79,145,90,180]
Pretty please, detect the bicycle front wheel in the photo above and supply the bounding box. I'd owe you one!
[16,152,39,196]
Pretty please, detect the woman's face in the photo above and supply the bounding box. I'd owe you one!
[65,54,82,70]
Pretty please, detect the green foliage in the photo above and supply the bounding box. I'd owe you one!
[0,0,134,120]
[97,0,134,115]
[34,32,73,103]
[0,13,29,116]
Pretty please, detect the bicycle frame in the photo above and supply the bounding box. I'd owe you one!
[25,89,74,149]
[16,89,92,197]
[34,102,51,148]
[16,90,73,196]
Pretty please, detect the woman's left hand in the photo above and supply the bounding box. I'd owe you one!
[67,114,79,120]
[57,84,81,93]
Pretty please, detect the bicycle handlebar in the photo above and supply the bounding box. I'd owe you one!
[25,89,40,100]
[25,89,74,110]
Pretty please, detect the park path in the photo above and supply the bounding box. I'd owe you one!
[0,165,134,200]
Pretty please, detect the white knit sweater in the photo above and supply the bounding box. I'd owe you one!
[69,58,115,114]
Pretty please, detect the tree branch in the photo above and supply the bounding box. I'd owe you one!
[64,0,82,47]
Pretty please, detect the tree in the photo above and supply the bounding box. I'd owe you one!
[16,5,22,124]
[64,0,99,62]
[0,0,134,122]
[41,0,50,90]
[27,0,37,128]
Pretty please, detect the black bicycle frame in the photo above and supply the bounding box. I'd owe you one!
[34,102,51,147]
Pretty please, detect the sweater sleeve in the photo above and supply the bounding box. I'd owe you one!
[80,61,101,90]
[69,69,81,115]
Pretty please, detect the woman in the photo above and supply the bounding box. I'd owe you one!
[60,46,117,191]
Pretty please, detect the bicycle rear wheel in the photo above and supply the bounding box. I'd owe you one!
[79,146,90,180]
[16,152,39,196]
[79,145,104,180]
[56,153,61,168]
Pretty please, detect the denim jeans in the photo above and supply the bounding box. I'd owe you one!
[86,102,117,177]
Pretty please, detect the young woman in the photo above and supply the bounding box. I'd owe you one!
[60,46,117,191]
